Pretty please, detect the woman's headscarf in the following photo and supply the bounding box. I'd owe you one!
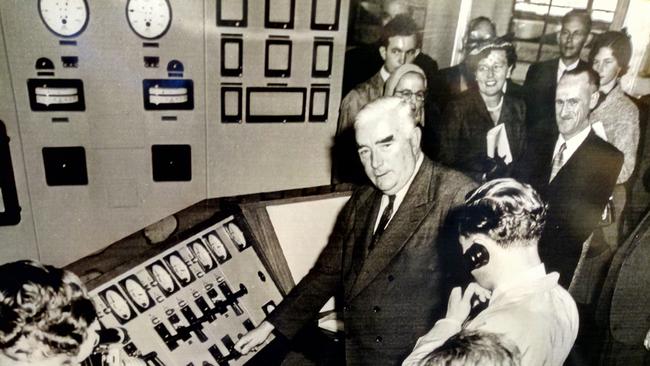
[384,63,427,96]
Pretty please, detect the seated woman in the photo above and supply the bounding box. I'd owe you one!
[384,63,440,159]
[589,30,640,251]
[437,39,526,182]
[0,260,138,366]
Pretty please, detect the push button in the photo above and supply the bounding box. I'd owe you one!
[343,305,351,312]
[372,306,380,313]
[375,336,382,343]
[387,274,395,282]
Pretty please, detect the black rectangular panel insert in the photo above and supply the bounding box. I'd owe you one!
[265,0,295,29]
[311,0,341,30]
[42,147,88,186]
[221,87,242,123]
[264,39,292,78]
[246,87,306,123]
[309,87,330,122]
[151,145,192,182]
[311,40,333,77]
[217,0,247,27]
[142,79,194,110]
[27,79,85,112]
[221,38,243,77]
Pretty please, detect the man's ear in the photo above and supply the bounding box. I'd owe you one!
[410,126,422,153]
[379,46,387,61]
[589,89,600,109]
[414,47,421,58]
[506,65,514,79]
[585,32,594,48]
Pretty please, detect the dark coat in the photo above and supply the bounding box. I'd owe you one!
[512,130,623,288]
[267,157,476,365]
[438,88,527,181]
[523,58,589,137]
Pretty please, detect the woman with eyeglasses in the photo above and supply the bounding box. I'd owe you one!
[437,39,526,182]
[384,63,440,159]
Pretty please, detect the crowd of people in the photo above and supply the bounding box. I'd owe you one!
[2,2,648,365]
[237,2,648,366]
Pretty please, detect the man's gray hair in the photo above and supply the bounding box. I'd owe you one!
[354,96,416,137]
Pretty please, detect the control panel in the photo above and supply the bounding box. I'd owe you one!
[88,214,282,365]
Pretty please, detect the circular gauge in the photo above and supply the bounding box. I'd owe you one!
[168,255,191,284]
[207,233,229,260]
[105,289,132,320]
[38,0,89,38]
[192,242,214,269]
[126,0,172,40]
[151,264,175,292]
[124,278,151,309]
[228,223,247,248]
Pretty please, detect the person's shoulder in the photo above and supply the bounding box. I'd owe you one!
[430,161,477,190]
[526,58,557,78]
[589,132,624,156]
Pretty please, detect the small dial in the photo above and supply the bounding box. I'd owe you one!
[126,0,172,40]
[38,0,89,38]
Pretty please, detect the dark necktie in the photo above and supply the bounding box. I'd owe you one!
[368,195,396,252]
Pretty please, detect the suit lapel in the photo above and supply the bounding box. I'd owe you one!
[347,158,436,300]
[348,191,382,282]
[550,130,595,188]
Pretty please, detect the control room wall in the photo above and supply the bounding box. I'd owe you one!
[0,0,349,266]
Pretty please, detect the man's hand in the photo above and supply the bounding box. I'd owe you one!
[234,321,275,354]
[644,328,650,351]
[445,283,491,323]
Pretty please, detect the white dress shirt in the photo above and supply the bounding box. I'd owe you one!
[373,153,424,233]
[552,125,592,169]
[557,58,580,82]
[402,264,579,366]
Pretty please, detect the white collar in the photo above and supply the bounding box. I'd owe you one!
[376,153,424,230]
[492,263,547,299]
[553,126,591,162]
[557,58,580,82]
[380,66,391,82]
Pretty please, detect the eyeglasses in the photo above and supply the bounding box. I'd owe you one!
[476,63,507,75]
[395,89,426,101]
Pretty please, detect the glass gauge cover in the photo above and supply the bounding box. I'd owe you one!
[38,0,89,38]
[126,0,172,40]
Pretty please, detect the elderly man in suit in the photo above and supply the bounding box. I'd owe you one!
[523,9,593,138]
[236,97,475,365]
[513,65,622,289]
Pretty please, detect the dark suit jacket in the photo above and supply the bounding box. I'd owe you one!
[596,209,650,349]
[438,89,527,181]
[523,58,589,137]
[268,158,476,365]
[512,130,623,288]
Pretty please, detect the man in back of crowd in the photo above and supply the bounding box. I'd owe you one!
[523,9,592,138]
[402,178,579,366]
[419,330,522,366]
[341,0,438,98]
[333,14,422,184]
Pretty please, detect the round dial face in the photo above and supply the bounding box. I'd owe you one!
[126,0,172,40]
[38,0,89,38]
